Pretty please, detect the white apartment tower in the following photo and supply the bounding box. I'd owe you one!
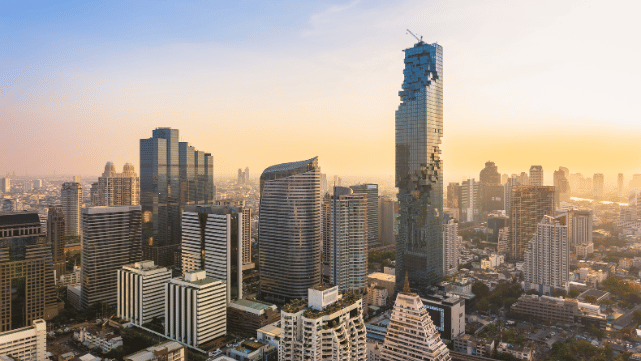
[280,285,367,361]
[0,319,46,361]
[381,274,451,361]
[61,181,82,237]
[442,218,460,276]
[568,209,593,251]
[117,260,172,325]
[181,205,244,304]
[322,187,368,292]
[524,214,569,293]
[97,162,140,206]
[165,270,226,347]
[460,179,478,223]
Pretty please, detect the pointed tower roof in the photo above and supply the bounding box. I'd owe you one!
[402,270,416,296]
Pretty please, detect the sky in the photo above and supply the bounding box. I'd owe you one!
[1,0,641,185]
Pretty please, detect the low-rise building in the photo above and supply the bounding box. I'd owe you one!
[367,273,395,298]
[453,334,494,357]
[59,266,82,286]
[511,294,607,329]
[421,295,465,341]
[256,321,281,348]
[481,254,504,269]
[124,341,185,361]
[67,285,82,309]
[0,319,46,361]
[226,340,277,361]
[227,299,280,336]
[575,243,594,258]
[366,284,389,307]
[366,340,382,361]
[497,342,533,360]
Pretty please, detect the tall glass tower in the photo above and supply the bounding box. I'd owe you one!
[258,157,321,303]
[395,40,444,291]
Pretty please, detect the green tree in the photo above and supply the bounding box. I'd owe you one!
[472,281,490,298]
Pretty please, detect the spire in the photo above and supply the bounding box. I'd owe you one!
[403,270,411,293]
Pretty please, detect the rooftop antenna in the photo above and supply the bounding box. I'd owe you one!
[406,29,423,43]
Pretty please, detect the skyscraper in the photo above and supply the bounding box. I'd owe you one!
[140,127,213,267]
[509,186,556,261]
[47,206,66,278]
[593,173,604,200]
[81,206,142,309]
[553,167,570,205]
[350,183,379,248]
[524,214,569,293]
[181,204,245,304]
[61,182,82,237]
[97,162,140,206]
[567,209,593,251]
[459,179,479,223]
[442,216,460,276]
[378,197,397,245]
[0,212,58,331]
[529,165,543,186]
[321,187,367,292]
[479,162,504,220]
[618,173,625,198]
[216,199,252,266]
[395,38,443,291]
[259,157,321,303]
[381,274,451,361]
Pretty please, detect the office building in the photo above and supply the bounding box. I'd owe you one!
[479,161,500,184]
[618,173,625,198]
[421,295,465,341]
[280,285,366,361]
[378,197,397,245]
[181,204,245,303]
[486,214,508,244]
[96,162,140,206]
[0,212,58,331]
[47,206,66,278]
[123,341,185,361]
[216,199,252,266]
[165,270,226,347]
[442,217,460,276]
[321,187,367,292]
[524,214,569,293]
[0,319,46,361]
[1,178,10,193]
[593,173,604,200]
[395,40,444,291]
[478,162,504,221]
[259,157,321,303]
[517,172,529,186]
[567,209,593,253]
[117,261,172,326]
[529,165,543,186]
[61,182,82,237]
[459,179,479,223]
[350,183,379,248]
[553,168,570,205]
[81,206,142,309]
[140,127,214,267]
[226,299,280,336]
[509,186,555,261]
[503,176,519,216]
[380,275,451,361]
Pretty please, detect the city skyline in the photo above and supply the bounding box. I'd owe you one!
[2,1,641,183]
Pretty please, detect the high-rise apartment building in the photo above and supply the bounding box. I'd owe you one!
[618,173,625,198]
[442,216,460,276]
[381,275,451,361]
[259,157,321,303]
[181,204,244,303]
[81,206,142,309]
[280,285,367,361]
[395,39,444,291]
[165,270,226,347]
[140,127,214,267]
[524,214,569,293]
[529,166,543,186]
[509,186,556,261]
[0,212,58,331]
[47,206,66,278]
[321,187,367,292]
[61,182,82,237]
[593,173,604,200]
[350,183,379,248]
[117,260,172,326]
[97,162,140,206]
[378,197,397,245]
[0,319,47,361]
[567,209,593,250]
[459,179,479,223]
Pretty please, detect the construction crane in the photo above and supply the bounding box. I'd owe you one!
[406,29,423,43]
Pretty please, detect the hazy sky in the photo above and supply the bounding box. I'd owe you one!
[2,0,641,185]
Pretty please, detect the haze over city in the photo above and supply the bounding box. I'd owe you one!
[2,0,641,184]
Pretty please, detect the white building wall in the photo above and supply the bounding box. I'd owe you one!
[0,319,46,361]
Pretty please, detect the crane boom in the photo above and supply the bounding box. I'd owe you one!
[406,29,423,43]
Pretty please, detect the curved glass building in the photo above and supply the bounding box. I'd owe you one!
[259,157,321,303]
[395,40,444,291]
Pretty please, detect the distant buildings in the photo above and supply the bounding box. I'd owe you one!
[524,214,569,293]
[47,206,66,278]
[442,217,460,276]
[0,319,46,361]
[479,161,504,220]
[181,204,245,303]
[529,165,543,186]
[280,285,366,361]
[321,187,367,292]
[350,183,379,248]
[61,181,82,237]
[553,167,570,205]
[259,157,321,303]
[378,197,397,245]
[0,212,58,331]
[81,206,142,309]
[215,199,252,267]
[460,178,479,223]
[165,270,226,347]
[96,162,140,206]
[618,173,625,198]
[117,260,172,326]
[381,276,450,361]
[395,40,444,292]
[508,185,556,261]
[593,173,604,200]
[0,177,10,193]
[567,209,593,253]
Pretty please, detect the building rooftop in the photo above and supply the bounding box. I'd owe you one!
[230,299,276,314]
[579,289,610,300]
[262,157,318,175]
[257,322,281,337]
[0,211,41,227]
[368,273,396,282]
